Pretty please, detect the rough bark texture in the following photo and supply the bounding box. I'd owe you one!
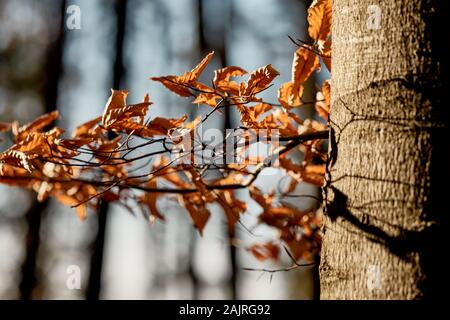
[320,0,449,299]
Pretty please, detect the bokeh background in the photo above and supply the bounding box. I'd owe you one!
[0,0,328,299]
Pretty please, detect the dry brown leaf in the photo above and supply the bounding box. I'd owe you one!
[315,80,330,120]
[247,242,280,261]
[13,111,59,142]
[218,190,246,236]
[73,116,101,138]
[150,52,214,97]
[192,83,219,107]
[307,0,332,43]
[144,115,188,137]
[240,64,280,99]
[183,198,211,234]
[141,179,164,220]
[102,90,152,128]
[213,66,247,95]
[55,183,98,220]
[279,157,325,186]
[0,122,11,133]
[150,75,193,97]
[320,39,331,71]
[278,82,299,109]
[179,51,214,83]
[291,47,320,104]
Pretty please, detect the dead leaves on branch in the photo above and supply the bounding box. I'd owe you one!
[213,66,247,94]
[276,0,331,110]
[140,157,246,234]
[247,242,280,261]
[308,0,332,47]
[150,51,214,98]
[279,47,320,109]
[12,110,60,141]
[0,0,331,264]
[249,186,321,261]
[151,51,280,107]
[102,90,152,128]
[308,0,332,71]
[239,64,279,101]
[315,80,330,120]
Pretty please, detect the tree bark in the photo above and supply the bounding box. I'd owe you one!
[320,0,449,299]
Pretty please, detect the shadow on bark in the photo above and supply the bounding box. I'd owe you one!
[325,173,447,299]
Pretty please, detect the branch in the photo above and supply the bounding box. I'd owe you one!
[242,246,316,274]
[0,129,329,197]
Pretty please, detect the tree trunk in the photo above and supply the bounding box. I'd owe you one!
[320,0,449,299]
[86,0,127,300]
[19,0,66,299]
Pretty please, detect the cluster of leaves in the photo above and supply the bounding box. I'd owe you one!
[0,0,331,264]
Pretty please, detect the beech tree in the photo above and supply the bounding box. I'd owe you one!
[0,0,447,299]
[320,0,448,299]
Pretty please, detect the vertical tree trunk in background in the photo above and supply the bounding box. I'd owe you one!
[218,0,238,301]
[187,0,206,300]
[194,0,237,299]
[19,0,66,300]
[320,0,449,299]
[86,0,127,300]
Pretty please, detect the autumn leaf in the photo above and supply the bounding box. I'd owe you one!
[270,109,298,136]
[236,103,272,128]
[12,111,59,142]
[57,137,94,150]
[0,126,67,173]
[0,164,37,185]
[213,66,247,95]
[149,156,189,189]
[320,39,331,71]
[174,165,212,234]
[284,236,314,261]
[184,115,201,131]
[279,47,320,108]
[315,80,330,120]
[214,66,247,87]
[278,82,298,109]
[192,83,219,107]
[301,164,325,187]
[217,190,246,236]
[142,114,188,137]
[0,150,33,172]
[102,90,152,128]
[150,52,214,97]
[57,193,89,220]
[250,186,308,226]
[0,122,11,133]
[55,183,99,220]
[151,76,193,97]
[183,199,211,234]
[102,89,128,125]
[247,242,280,261]
[73,116,101,138]
[307,0,332,44]
[184,166,216,202]
[292,47,320,98]
[240,64,280,99]
[279,157,325,186]
[180,51,215,83]
[141,179,164,221]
